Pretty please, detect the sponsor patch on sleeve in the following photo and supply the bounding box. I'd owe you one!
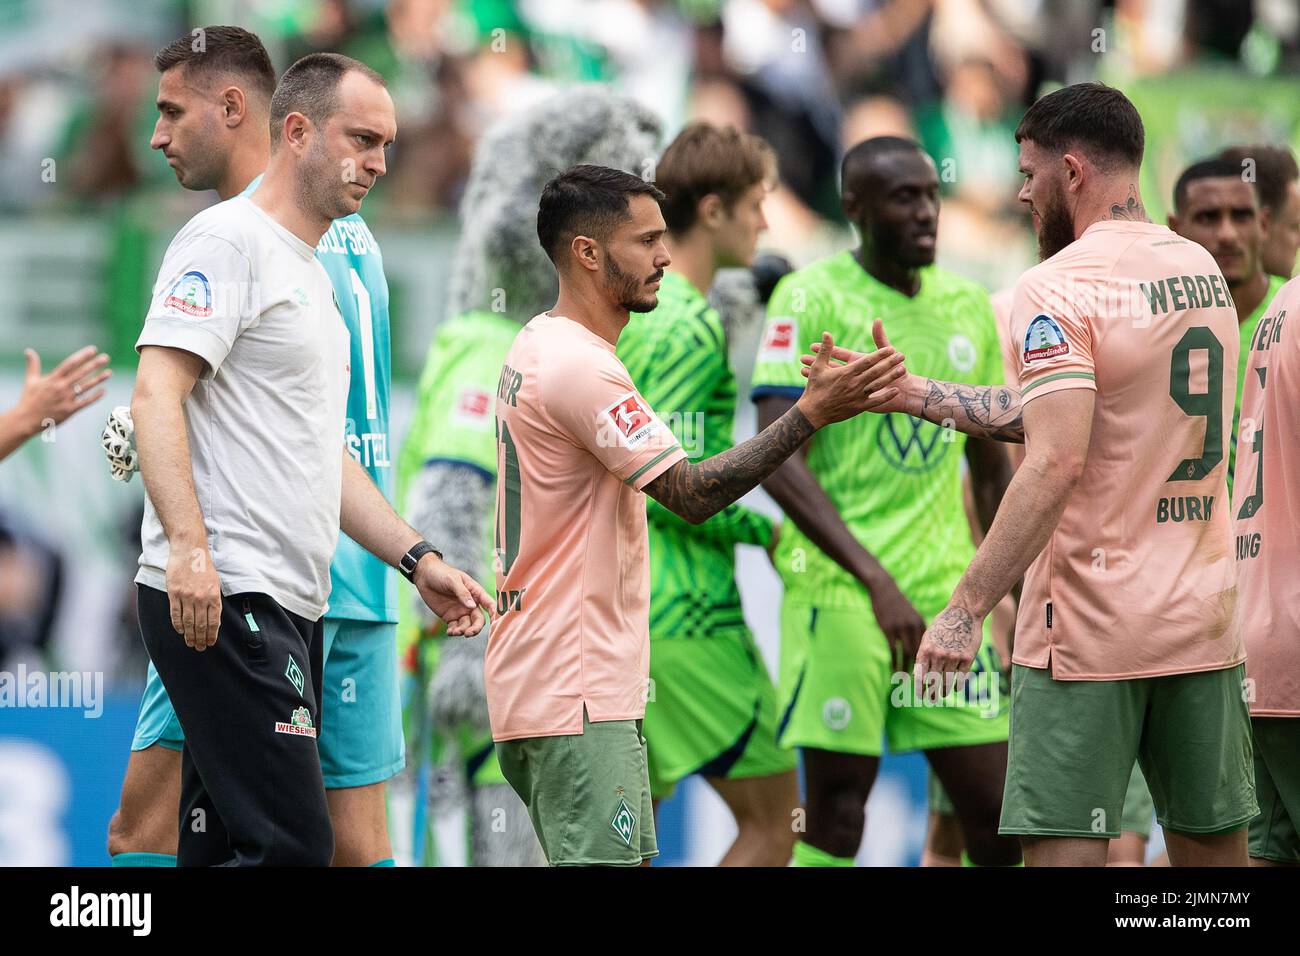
[1023,313,1071,364]
[600,391,661,449]
[759,318,797,363]
[163,271,214,318]
[452,387,494,429]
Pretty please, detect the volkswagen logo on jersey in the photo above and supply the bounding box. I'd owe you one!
[947,333,977,372]
[876,413,949,473]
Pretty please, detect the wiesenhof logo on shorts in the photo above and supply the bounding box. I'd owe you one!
[274,706,316,738]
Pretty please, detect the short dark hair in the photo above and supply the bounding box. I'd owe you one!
[1217,144,1299,214]
[536,164,665,265]
[840,135,926,191]
[655,123,775,233]
[269,53,386,142]
[153,26,276,105]
[1173,157,1253,212]
[1015,82,1145,171]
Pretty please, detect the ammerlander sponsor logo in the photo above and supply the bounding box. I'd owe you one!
[1023,313,1071,364]
[162,270,213,318]
[0,665,102,718]
[49,886,151,936]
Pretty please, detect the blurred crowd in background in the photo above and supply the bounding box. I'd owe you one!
[3,0,1300,685]
[4,1,1300,267]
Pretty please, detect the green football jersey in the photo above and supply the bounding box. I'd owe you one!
[396,309,521,653]
[750,251,1002,613]
[1229,273,1286,491]
[617,271,774,640]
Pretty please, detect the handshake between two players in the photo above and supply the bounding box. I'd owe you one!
[801,318,1009,694]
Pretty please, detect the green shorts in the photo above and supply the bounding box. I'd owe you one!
[1248,717,1300,864]
[776,600,1009,756]
[643,631,796,800]
[1120,763,1155,840]
[1000,663,1257,839]
[497,707,657,866]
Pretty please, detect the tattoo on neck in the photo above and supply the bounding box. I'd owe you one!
[1109,189,1149,222]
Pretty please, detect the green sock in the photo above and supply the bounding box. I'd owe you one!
[791,840,855,867]
[111,852,176,867]
[960,851,1024,867]
[368,858,396,867]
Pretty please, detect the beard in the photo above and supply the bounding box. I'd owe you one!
[297,135,359,223]
[603,252,660,313]
[1036,188,1076,261]
[175,115,225,192]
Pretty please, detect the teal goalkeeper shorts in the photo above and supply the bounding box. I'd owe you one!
[133,618,405,789]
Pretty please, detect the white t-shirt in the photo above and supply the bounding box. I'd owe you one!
[135,195,351,621]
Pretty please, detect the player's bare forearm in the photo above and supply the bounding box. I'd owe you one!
[643,404,815,525]
[403,461,494,632]
[340,451,422,568]
[803,337,1022,442]
[0,407,37,462]
[131,347,208,550]
[965,438,1013,535]
[403,462,493,584]
[950,456,1075,617]
[949,387,1094,620]
[754,396,893,589]
[912,376,1024,444]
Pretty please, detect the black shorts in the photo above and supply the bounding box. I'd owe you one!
[137,584,333,866]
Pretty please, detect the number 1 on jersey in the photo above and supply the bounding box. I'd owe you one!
[496,418,522,577]
[349,267,378,422]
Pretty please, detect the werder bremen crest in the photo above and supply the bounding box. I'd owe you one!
[610,794,636,848]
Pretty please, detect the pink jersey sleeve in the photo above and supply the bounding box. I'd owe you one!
[1010,270,1098,402]
[990,287,1019,386]
[540,345,686,490]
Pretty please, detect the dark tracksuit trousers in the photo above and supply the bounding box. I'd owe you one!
[137,584,333,866]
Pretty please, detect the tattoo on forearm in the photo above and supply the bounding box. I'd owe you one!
[920,379,1024,443]
[645,405,815,524]
[1108,188,1149,222]
[928,606,975,652]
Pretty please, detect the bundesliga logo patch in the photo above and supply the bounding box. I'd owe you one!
[760,318,796,361]
[274,706,316,738]
[163,271,213,318]
[453,387,493,428]
[601,391,659,448]
[1023,313,1070,364]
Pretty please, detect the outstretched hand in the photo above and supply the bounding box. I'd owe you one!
[799,321,911,418]
[14,346,111,434]
[795,327,907,428]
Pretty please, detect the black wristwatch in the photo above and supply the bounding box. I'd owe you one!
[398,540,443,582]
